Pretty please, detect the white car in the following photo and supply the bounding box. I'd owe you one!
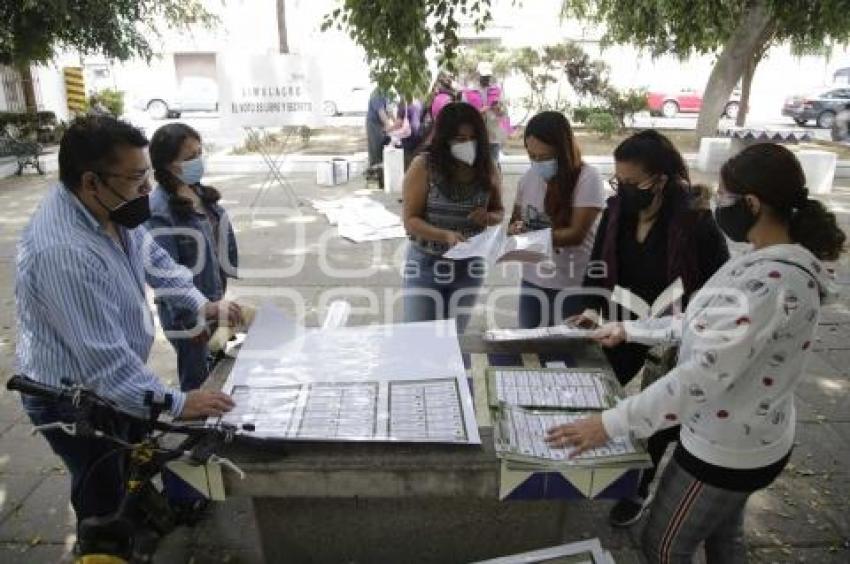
[132,77,219,120]
[322,85,372,116]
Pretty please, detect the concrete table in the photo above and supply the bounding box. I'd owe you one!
[207,336,636,563]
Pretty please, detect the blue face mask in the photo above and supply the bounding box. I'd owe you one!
[531,159,557,181]
[178,156,204,186]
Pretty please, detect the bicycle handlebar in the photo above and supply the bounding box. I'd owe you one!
[7,374,75,402]
[7,375,244,438]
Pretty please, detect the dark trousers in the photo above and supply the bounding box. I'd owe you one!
[24,399,145,538]
[604,341,650,387]
[172,337,213,392]
[366,120,387,167]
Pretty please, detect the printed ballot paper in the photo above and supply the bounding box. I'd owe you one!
[442,225,553,264]
[487,368,620,410]
[216,304,481,445]
[484,325,595,342]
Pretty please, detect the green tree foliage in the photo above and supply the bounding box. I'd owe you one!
[322,0,493,99]
[88,89,125,117]
[1,1,217,114]
[512,41,646,129]
[561,0,850,137]
[0,1,218,66]
[602,87,648,129]
[455,43,513,83]
[563,0,850,57]
[511,46,569,113]
[586,111,616,139]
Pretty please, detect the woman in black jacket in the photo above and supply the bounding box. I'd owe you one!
[574,130,729,527]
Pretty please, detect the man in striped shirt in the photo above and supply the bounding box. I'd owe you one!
[14,116,239,546]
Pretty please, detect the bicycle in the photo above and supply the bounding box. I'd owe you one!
[6,375,251,564]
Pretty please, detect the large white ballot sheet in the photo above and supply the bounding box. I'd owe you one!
[218,305,481,444]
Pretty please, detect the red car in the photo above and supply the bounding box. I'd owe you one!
[647,88,741,119]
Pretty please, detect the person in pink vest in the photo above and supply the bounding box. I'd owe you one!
[482,84,512,164]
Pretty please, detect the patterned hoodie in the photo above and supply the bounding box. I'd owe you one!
[602,243,834,469]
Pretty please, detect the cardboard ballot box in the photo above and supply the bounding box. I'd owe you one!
[316,157,350,186]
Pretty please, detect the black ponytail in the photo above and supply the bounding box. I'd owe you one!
[721,143,846,261]
[789,198,846,261]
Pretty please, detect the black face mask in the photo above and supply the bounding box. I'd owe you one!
[618,182,656,213]
[95,179,151,229]
[714,198,756,242]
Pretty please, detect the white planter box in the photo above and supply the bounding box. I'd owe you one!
[797,150,837,195]
[696,137,732,173]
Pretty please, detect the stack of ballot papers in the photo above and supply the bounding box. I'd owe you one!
[484,325,596,342]
[487,368,650,469]
[494,407,649,468]
[487,368,620,410]
[311,196,407,242]
[443,225,553,263]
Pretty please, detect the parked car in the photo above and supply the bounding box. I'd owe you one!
[647,88,740,119]
[322,85,372,116]
[782,87,850,129]
[132,77,219,120]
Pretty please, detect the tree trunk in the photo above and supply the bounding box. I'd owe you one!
[695,1,774,139]
[276,0,289,54]
[735,31,773,126]
[735,56,755,126]
[18,63,37,113]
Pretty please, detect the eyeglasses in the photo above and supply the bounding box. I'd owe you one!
[97,168,152,191]
[99,168,152,183]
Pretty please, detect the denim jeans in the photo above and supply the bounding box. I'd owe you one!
[402,244,486,334]
[171,337,213,392]
[517,279,586,329]
[23,398,146,539]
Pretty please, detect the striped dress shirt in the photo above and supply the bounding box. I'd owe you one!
[15,184,208,417]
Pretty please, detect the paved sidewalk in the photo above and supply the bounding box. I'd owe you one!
[0,170,848,563]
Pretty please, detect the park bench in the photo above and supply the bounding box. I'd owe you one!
[0,125,46,175]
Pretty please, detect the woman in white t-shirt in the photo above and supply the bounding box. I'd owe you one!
[508,111,606,328]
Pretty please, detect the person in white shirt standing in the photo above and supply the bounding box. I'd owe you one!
[546,143,846,563]
[508,111,606,327]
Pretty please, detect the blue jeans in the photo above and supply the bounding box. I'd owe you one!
[170,337,213,391]
[403,245,486,334]
[23,398,145,538]
[517,279,586,329]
